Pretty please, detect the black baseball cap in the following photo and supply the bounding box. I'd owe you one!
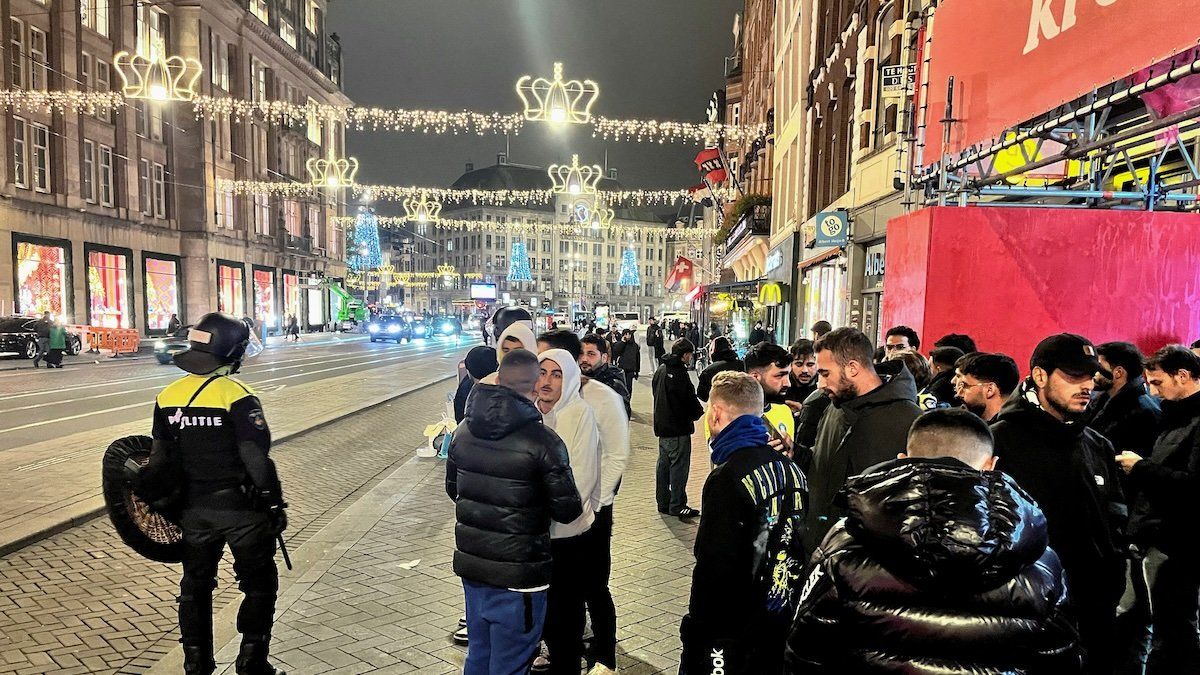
[1030,333,1101,377]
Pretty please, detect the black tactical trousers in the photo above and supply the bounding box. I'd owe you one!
[178,507,278,648]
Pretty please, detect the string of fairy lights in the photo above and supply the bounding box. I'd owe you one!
[330,215,719,241]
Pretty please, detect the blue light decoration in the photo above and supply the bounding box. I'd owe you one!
[348,209,383,271]
[508,240,533,282]
[618,247,640,287]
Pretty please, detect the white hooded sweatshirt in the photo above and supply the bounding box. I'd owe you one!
[539,348,600,539]
[581,379,631,508]
[480,322,538,385]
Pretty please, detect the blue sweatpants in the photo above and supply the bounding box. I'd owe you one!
[462,579,547,675]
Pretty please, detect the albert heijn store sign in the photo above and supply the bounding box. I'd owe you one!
[922,0,1200,160]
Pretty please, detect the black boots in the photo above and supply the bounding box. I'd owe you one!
[235,637,286,675]
[182,645,215,675]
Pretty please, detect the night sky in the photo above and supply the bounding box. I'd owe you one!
[327,0,742,194]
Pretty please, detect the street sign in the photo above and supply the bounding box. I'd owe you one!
[881,64,916,99]
[814,211,849,247]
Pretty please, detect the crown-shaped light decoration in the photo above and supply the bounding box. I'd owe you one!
[436,264,457,277]
[591,203,615,230]
[516,62,599,125]
[403,192,442,223]
[113,49,203,102]
[306,150,359,189]
[549,154,602,196]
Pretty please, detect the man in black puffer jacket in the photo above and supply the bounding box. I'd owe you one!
[697,336,744,402]
[787,409,1081,674]
[446,349,583,674]
[652,339,704,518]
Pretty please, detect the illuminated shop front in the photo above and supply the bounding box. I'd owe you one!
[144,255,181,333]
[86,247,133,328]
[14,236,71,319]
[282,271,300,323]
[252,266,277,330]
[217,261,245,316]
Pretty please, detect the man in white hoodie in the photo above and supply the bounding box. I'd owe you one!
[537,349,602,675]
[538,330,630,673]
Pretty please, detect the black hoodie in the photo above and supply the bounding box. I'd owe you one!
[446,384,583,589]
[787,458,1081,674]
[1127,388,1200,560]
[697,348,744,402]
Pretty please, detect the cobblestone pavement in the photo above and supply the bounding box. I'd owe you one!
[181,375,707,675]
[0,381,465,675]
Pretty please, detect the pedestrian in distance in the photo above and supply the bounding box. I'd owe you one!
[577,333,631,416]
[749,321,767,347]
[652,338,704,519]
[31,310,51,368]
[680,371,808,675]
[804,327,921,551]
[883,325,920,353]
[1115,345,1200,674]
[168,313,183,335]
[646,317,665,365]
[44,317,67,368]
[616,329,641,392]
[787,409,1082,674]
[955,352,1021,423]
[810,320,832,340]
[446,349,584,675]
[134,313,287,675]
[921,345,964,409]
[697,336,744,402]
[686,323,702,365]
[990,333,1127,674]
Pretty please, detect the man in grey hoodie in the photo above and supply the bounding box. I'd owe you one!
[804,327,922,551]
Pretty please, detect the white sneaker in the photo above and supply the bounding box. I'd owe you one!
[530,641,550,672]
[452,626,468,646]
[587,664,617,675]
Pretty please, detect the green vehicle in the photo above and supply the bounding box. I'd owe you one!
[329,282,367,331]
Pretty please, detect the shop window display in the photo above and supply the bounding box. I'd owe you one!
[282,272,300,323]
[15,241,69,318]
[145,258,179,331]
[87,251,131,328]
[253,268,276,330]
[218,264,245,316]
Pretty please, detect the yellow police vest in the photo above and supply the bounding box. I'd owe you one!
[763,402,795,441]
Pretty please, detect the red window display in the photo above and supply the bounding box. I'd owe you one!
[145,258,180,332]
[87,250,132,328]
[282,272,300,323]
[218,263,245,316]
[253,268,277,328]
[15,241,69,318]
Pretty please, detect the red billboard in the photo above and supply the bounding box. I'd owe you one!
[922,0,1200,162]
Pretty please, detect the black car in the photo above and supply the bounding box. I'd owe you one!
[367,315,412,343]
[0,316,82,359]
[153,325,192,364]
[433,317,462,337]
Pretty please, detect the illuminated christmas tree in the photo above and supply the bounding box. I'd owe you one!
[508,240,533,282]
[348,209,382,271]
[618,247,640,287]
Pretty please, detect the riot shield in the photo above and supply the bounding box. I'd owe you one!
[101,435,184,563]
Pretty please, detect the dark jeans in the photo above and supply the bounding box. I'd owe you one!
[1146,553,1200,674]
[32,337,48,366]
[652,344,665,364]
[584,505,617,669]
[1068,565,1124,675]
[623,369,637,392]
[545,533,589,675]
[178,507,278,649]
[656,435,692,514]
[462,580,547,675]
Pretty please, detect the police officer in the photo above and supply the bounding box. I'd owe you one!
[141,313,287,675]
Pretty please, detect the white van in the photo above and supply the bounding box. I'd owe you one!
[612,311,641,333]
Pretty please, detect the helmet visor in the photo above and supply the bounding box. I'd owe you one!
[243,319,264,360]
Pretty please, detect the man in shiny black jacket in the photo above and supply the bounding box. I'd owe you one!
[991,334,1126,674]
[788,409,1081,674]
[445,349,584,675]
[1116,345,1200,673]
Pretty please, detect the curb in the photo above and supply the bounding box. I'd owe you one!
[0,373,455,558]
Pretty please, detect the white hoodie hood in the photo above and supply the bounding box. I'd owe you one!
[480,322,539,385]
[539,349,600,538]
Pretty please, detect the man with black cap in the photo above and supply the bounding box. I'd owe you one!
[138,312,287,675]
[991,333,1127,674]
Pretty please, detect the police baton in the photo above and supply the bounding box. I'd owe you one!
[277,534,293,571]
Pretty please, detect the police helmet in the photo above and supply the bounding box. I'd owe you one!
[489,306,534,341]
[173,312,254,375]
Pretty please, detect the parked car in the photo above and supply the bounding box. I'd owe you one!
[612,311,641,333]
[0,316,82,359]
[367,315,412,343]
[153,325,192,364]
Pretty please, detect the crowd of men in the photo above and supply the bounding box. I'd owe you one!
[445,306,1200,674]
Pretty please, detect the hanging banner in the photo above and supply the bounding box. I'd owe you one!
[665,256,695,291]
[694,147,728,184]
[922,0,1200,162]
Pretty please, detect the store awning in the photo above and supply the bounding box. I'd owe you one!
[799,247,841,270]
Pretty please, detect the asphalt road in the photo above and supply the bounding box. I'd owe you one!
[0,333,476,451]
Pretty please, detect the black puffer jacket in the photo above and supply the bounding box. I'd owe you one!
[1086,377,1162,456]
[584,362,631,417]
[652,354,704,437]
[1127,389,1200,560]
[787,458,1081,674]
[445,383,583,589]
[697,349,744,402]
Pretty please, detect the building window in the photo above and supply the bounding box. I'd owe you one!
[28,27,47,90]
[95,60,112,123]
[15,239,70,317]
[284,200,301,236]
[152,163,166,217]
[144,257,180,332]
[31,123,49,192]
[282,272,300,321]
[137,1,167,59]
[139,159,151,215]
[251,0,269,25]
[253,268,277,328]
[251,58,268,103]
[10,18,24,89]
[81,140,96,202]
[209,31,229,91]
[217,263,245,316]
[80,52,92,91]
[305,0,319,32]
[135,101,147,136]
[81,0,109,37]
[216,188,234,229]
[254,194,270,235]
[87,249,131,328]
[279,17,297,48]
[98,145,114,206]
